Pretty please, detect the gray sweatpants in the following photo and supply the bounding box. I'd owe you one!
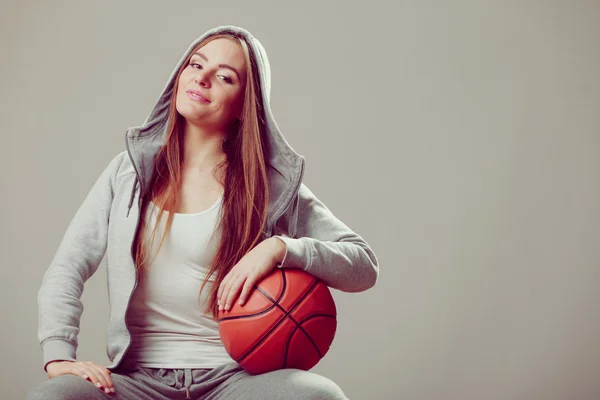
[26,362,349,400]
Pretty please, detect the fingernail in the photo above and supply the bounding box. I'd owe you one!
[96,382,103,388]
[218,304,223,310]
[105,387,110,393]
[225,303,230,310]
[238,300,243,305]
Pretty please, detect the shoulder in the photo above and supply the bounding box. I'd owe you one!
[104,150,136,184]
[297,183,328,211]
[273,183,328,238]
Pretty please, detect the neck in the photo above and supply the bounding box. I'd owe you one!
[181,120,227,173]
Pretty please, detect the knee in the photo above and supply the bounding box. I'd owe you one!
[27,374,98,400]
[279,369,348,400]
[307,376,347,400]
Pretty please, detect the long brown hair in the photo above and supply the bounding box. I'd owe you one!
[133,32,270,318]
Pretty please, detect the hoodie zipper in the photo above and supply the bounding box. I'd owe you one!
[111,131,143,371]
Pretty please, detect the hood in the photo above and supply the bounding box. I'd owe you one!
[124,25,305,235]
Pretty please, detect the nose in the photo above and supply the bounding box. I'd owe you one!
[194,72,210,88]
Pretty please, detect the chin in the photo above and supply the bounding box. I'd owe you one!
[176,101,202,120]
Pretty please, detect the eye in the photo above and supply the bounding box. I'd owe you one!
[189,61,233,84]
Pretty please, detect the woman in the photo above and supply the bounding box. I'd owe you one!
[29,25,379,400]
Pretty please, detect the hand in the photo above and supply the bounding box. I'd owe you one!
[46,360,115,395]
[217,237,286,311]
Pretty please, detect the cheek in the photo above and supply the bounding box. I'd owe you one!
[227,90,244,112]
[175,81,185,104]
[175,88,186,110]
[177,69,192,92]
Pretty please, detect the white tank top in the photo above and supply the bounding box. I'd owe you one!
[127,194,236,368]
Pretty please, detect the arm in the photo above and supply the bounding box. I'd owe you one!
[272,183,379,292]
[37,152,125,372]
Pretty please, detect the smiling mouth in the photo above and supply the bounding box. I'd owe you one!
[187,91,210,103]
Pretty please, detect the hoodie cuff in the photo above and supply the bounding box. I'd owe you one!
[42,339,77,372]
[272,235,312,271]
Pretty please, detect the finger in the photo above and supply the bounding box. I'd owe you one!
[217,278,225,301]
[94,365,113,387]
[217,273,232,306]
[92,365,115,393]
[71,366,91,381]
[86,363,110,389]
[238,275,257,306]
[225,274,247,310]
[219,274,235,310]
[79,365,104,390]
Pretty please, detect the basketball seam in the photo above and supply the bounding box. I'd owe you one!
[234,269,291,363]
[282,313,336,368]
[236,272,320,364]
[217,269,287,323]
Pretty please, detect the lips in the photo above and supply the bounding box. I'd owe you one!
[186,90,210,103]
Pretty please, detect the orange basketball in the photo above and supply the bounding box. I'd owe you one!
[217,268,337,375]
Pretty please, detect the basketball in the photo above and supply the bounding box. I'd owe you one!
[217,268,337,375]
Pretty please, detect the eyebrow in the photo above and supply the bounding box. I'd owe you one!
[192,52,241,80]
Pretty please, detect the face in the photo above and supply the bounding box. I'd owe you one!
[175,37,247,132]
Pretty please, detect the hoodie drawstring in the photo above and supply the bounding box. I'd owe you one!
[126,177,139,217]
[184,368,192,399]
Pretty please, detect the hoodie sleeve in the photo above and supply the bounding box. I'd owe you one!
[37,151,126,372]
[272,183,379,292]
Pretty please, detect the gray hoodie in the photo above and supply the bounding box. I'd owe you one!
[37,25,379,373]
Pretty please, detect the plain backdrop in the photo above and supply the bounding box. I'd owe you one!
[2,1,599,399]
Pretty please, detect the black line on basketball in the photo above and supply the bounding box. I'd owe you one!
[217,269,287,323]
[282,313,335,368]
[236,272,320,363]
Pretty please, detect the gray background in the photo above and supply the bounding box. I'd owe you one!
[2,1,599,399]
